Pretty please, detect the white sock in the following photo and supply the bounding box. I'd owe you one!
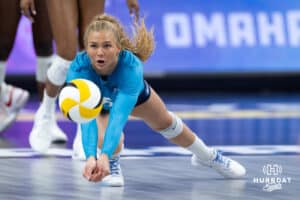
[98,136,124,160]
[38,90,56,118]
[186,137,215,161]
[111,151,121,159]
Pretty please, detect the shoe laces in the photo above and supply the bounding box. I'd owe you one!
[212,151,230,169]
[109,156,121,175]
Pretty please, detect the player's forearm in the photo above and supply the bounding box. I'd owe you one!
[101,93,137,158]
[81,119,98,158]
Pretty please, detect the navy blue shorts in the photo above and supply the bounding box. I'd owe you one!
[135,80,151,106]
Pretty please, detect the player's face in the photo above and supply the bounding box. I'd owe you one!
[86,30,120,75]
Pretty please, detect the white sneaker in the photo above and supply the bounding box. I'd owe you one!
[191,149,246,179]
[102,155,124,187]
[29,95,68,153]
[0,84,29,132]
[50,118,68,142]
[72,124,86,160]
[29,115,53,153]
[0,84,30,113]
[29,115,68,153]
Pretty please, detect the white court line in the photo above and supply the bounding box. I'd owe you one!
[0,145,299,158]
[16,109,300,122]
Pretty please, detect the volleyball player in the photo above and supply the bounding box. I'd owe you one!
[28,0,139,185]
[67,14,246,186]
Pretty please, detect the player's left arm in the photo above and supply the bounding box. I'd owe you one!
[101,91,139,158]
[101,64,143,158]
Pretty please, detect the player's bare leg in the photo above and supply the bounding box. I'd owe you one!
[29,0,78,152]
[132,88,246,179]
[0,0,29,132]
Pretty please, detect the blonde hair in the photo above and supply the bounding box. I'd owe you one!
[84,14,155,62]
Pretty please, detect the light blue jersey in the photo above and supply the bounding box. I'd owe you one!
[66,50,144,158]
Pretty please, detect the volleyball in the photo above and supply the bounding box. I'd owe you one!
[58,79,103,123]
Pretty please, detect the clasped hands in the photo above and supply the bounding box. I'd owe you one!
[82,154,110,182]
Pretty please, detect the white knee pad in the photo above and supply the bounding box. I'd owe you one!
[0,61,5,84]
[47,55,71,86]
[159,112,183,139]
[36,56,53,82]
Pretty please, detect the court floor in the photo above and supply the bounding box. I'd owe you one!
[0,93,300,199]
[0,155,299,200]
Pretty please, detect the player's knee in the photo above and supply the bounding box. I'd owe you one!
[158,111,183,139]
[36,56,53,82]
[56,41,77,61]
[47,55,71,86]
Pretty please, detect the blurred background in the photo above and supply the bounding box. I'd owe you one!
[1,1,299,199]
[6,0,300,93]
[3,0,300,149]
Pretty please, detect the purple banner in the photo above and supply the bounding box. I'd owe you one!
[7,0,300,75]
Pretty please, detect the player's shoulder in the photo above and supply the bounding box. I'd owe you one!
[74,51,90,65]
[71,51,91,71]
[119,50,142,69]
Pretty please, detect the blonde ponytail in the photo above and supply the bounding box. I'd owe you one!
[84,14,155,62]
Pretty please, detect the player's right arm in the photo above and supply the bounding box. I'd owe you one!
[66,52,99,159]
